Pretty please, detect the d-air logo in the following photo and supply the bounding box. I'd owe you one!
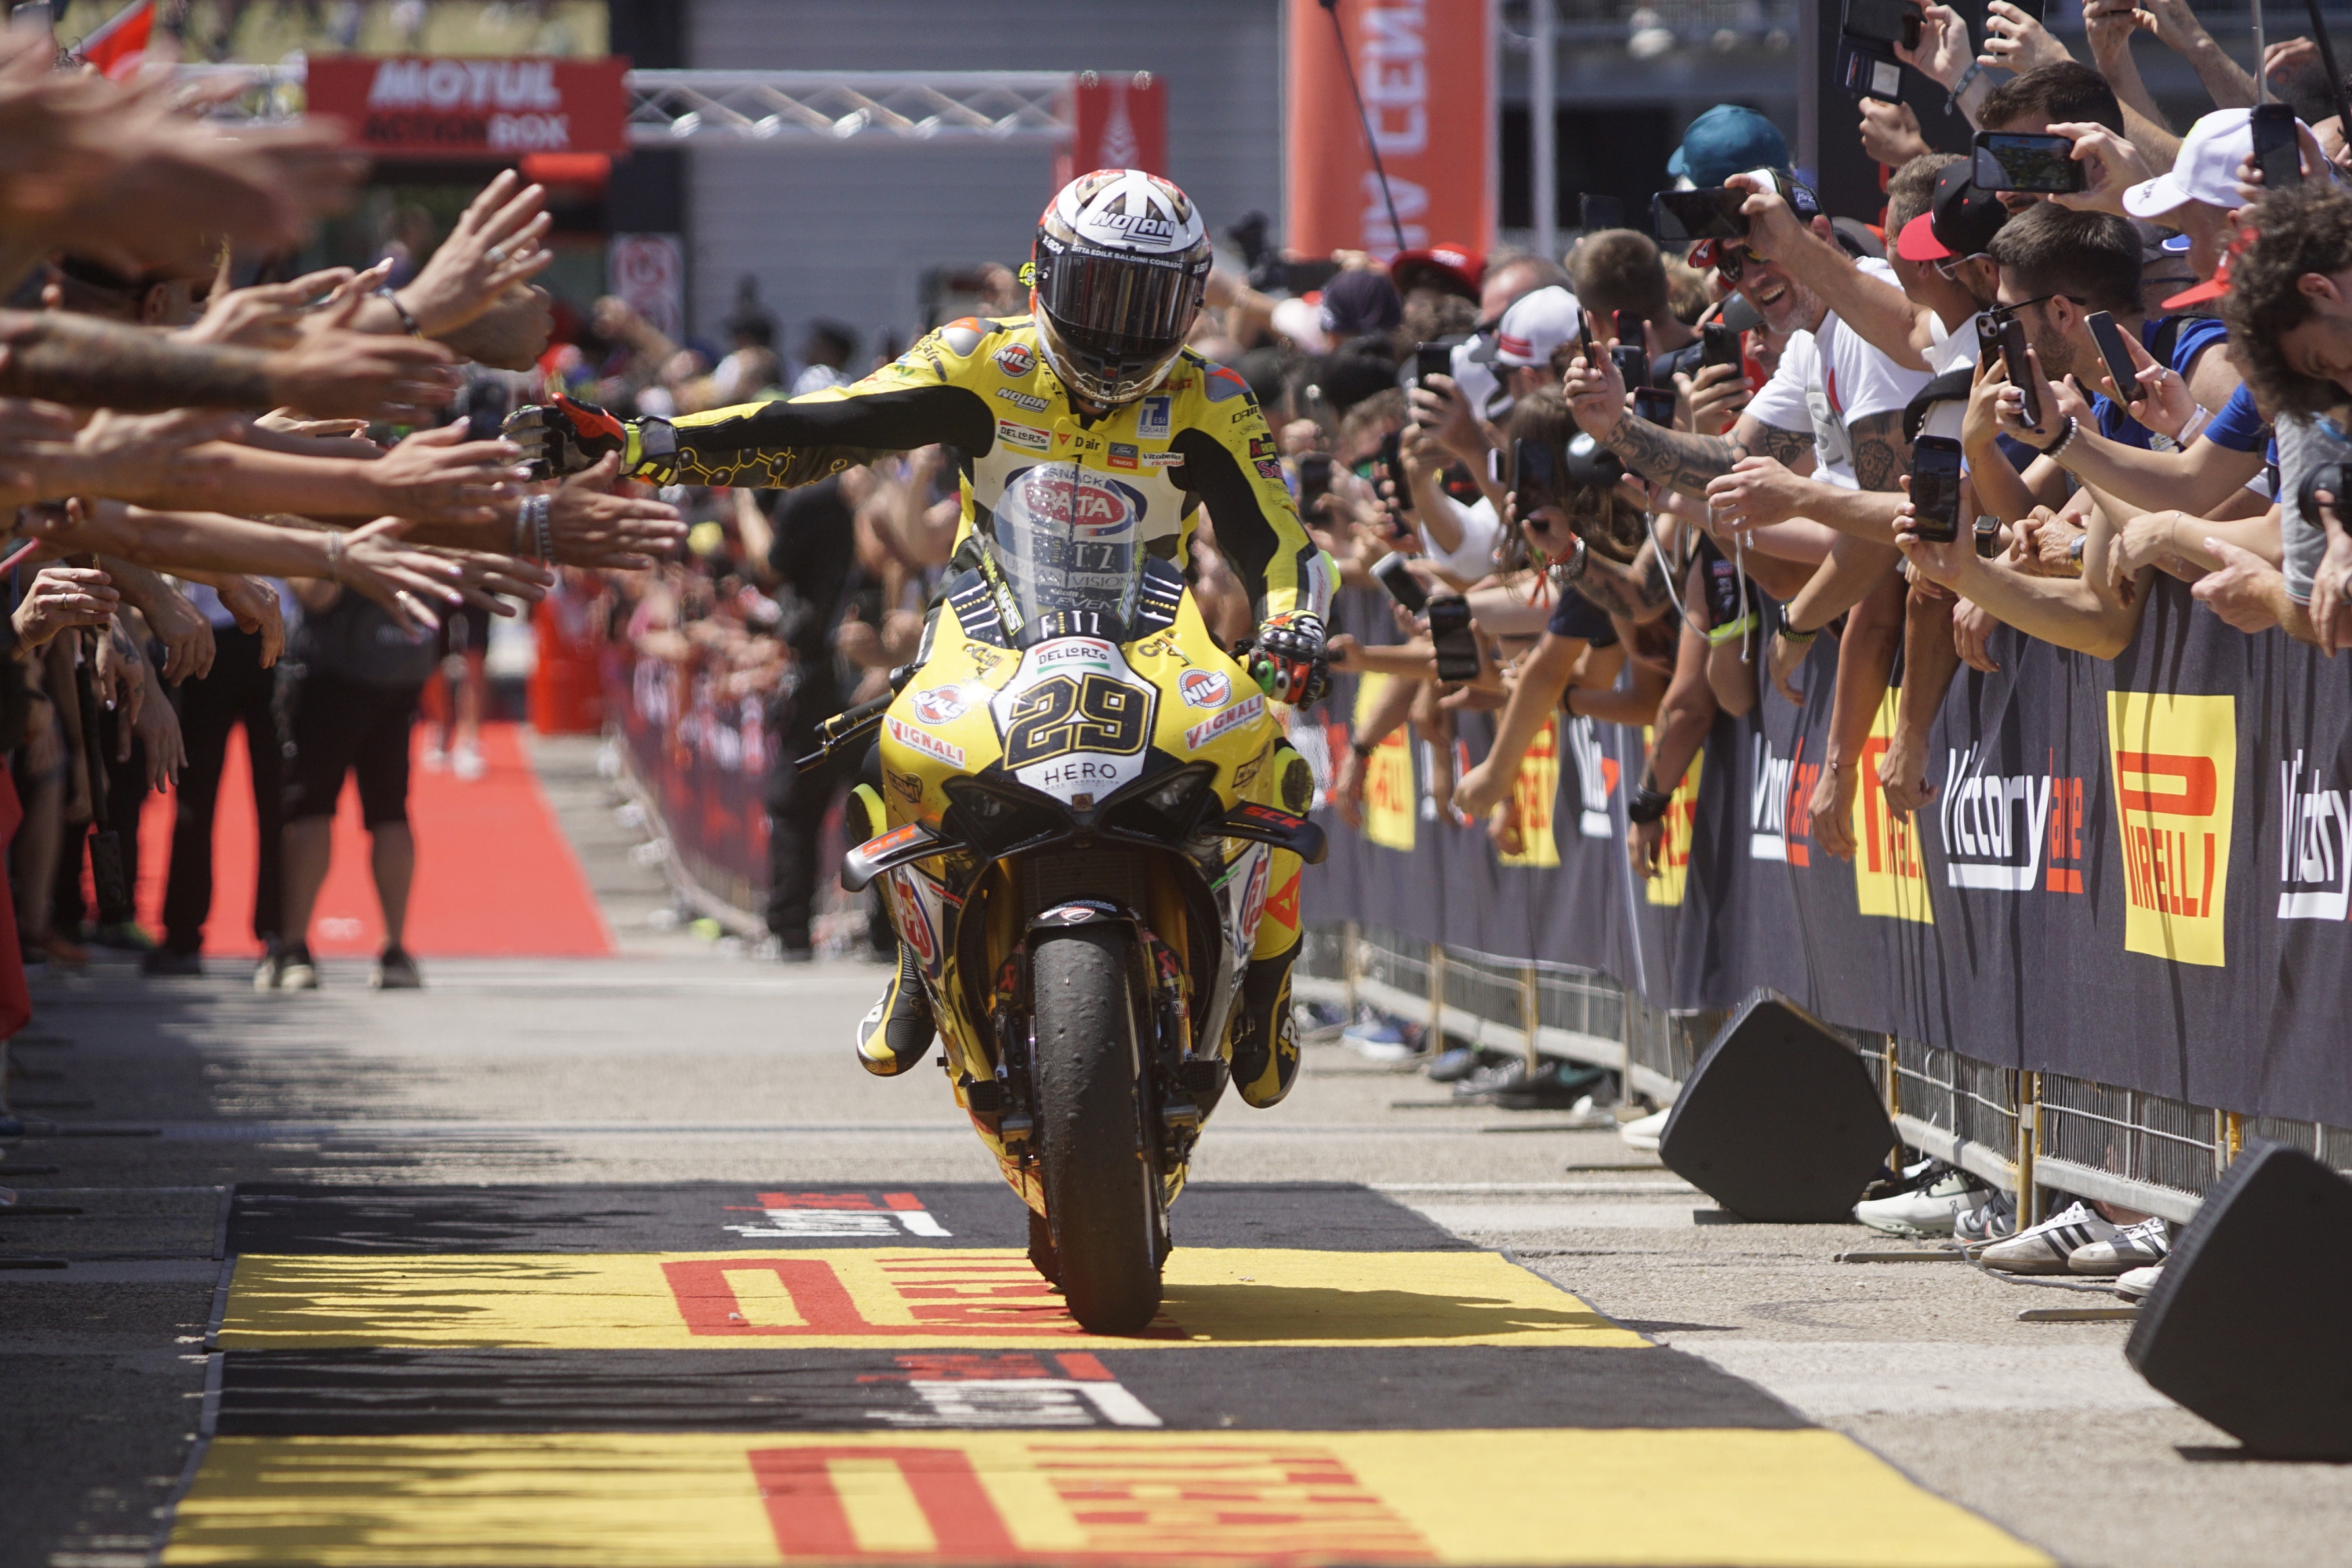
[911,684,969,724]
[1137,394,1171,438]
[996,419,1051,452]
[994,387,1048,412]
[723,1191,953,1240]
[993,342,1035,376]
[2278,749,2352,920]
[1937,744,2086,894]
[1564,716,1619,839]
[886,717,965,769]
[2107,691,2234,966]
[1178,668,1232,709]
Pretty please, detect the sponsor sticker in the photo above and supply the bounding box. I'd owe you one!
[2107,691,2235,965]
[1254,457,1285,482]
[993,342,1036,376]
[1185,693,1265,750]
[890,869,940,971]
[1248,434,1278,460]
[912,684,969,724]
[886,716,965,768]
[1137,394,1171,439]
[994,387,1048,412]
[885,768,925,805]
[996,419,1051,453]
[2278,748,2352,920]
[1178,668,1232,709]
[1236,851,1272,950]
[1143,450,1185,468]
[1109,441,1140,470]
[1032,637,1118,671]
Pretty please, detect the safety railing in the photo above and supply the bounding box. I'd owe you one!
[1301,920,2352,1225]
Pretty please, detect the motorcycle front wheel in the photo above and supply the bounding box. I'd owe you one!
[1029,924,1163,1334]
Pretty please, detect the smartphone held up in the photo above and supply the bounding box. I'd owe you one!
[1908,435,1965,545]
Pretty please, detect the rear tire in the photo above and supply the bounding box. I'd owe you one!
[1030,925,1163,1334]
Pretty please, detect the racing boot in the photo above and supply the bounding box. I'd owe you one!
[855,943,936,1077]
[1227,940,1301,1109]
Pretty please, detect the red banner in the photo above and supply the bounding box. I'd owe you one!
[305,56,630,158]
[1285,0,1491,260]
[1057,71,1168,187]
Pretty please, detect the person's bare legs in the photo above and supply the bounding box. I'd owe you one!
[369,822,415,951]
[281,816,335,951]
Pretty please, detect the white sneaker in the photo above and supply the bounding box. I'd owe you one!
[1855,1167,1985,1238]
[1339,1018,1417,1062]
[1954,1189,2016,1242]
[2114,1262,2163,1301]
[1976,1200,2119,1272]
[452,743,487,782]
[1619,1107,1670,1151]
[422,744,448,772]
[2067,1216,2169,1275]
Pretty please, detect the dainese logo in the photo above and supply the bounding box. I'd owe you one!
[2107,691,2236,967]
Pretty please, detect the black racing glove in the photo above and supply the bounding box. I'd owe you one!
[504,394,632,481]
[1246,612,1331,708]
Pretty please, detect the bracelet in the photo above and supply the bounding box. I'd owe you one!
[2041,415,2080,459]
[1778,621,1820,645]
[1706,612,1757,647]
[375,285,425,339]
[1351,739,1377,761]
[1627,782,1675,826]
[1945,60,1984,112]
[520,494,553,562]
[324,530,346,583]
[2178,403,2212,445]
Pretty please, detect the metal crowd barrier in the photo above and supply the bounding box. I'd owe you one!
[1298,921,2352,1225]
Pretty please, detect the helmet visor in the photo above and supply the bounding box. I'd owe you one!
[1036,245,1200,361]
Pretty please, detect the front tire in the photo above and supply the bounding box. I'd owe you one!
[1030,926,1162,1334]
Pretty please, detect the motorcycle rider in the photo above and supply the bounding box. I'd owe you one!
[508,169,1333,1109]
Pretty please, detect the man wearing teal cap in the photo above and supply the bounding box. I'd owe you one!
[1668,104,1791,188]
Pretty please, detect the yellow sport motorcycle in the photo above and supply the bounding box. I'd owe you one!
[797,470,1324,1335]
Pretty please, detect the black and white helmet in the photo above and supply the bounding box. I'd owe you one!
[1030,169,1212,406]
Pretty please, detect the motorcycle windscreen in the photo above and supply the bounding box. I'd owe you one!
[988,462,1148,643]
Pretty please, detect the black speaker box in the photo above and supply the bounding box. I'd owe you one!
[1657,990,1893,1222]
[2125,1141,2352,1459]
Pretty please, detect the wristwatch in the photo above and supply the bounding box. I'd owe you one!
[2067,533,2086,565]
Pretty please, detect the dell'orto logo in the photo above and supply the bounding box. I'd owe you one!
[2106,691,2235,966]
[2277,749,2352,920]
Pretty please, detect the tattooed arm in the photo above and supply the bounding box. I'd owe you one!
[1571,539,1674,622]
[1561,339,1815,499]
[0,310,456,421]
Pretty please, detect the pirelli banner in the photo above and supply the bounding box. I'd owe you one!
[1299,579,2352,1131]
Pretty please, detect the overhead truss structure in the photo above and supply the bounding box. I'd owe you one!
[174,64,1077,145]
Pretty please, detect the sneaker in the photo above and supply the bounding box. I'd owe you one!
[1423,1046,1486,1083]
[422,743,448,772]
[771,942,815,964]
[1340,1016,1419,1062]
[855,945,935,1077]
[1976,1200,2119,1272]
[141,948,205,978]
[1855,1165,1988,1238]
[452,743,487,782]
[1954,1189,2016,1243]
[371,947,423,990]
[32,932,86,970]
[2067,1216,2169,1275]
[1490,1059,1613,1111]
[259,946,319,993]
[1619,1107,1669,1151]
[91,921,155,953]
[2113,1263,2163,1301]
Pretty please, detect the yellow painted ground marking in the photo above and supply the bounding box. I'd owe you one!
[164,1429,2052,1568]
[216,1248,1647,1350]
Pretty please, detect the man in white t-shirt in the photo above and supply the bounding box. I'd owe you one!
[1563,172,1929,859]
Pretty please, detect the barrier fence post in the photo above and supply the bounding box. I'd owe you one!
[1427,944,1446,1057]
[2020,1071,2042,1227]
[1519,965,1540,1073]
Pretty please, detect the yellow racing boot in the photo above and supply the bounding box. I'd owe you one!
[855,944,936,1077]
[1228,946,1301,1109]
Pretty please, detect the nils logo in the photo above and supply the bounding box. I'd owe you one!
[1178,669,1232,710]
[993,342,1035,377]
[2107,691,2235,966]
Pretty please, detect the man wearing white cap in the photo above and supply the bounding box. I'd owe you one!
[2122,107,2286,285]
[1474,285,1586,402]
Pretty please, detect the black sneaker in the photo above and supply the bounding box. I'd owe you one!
[372,947,423,990]
[141,948,205,978]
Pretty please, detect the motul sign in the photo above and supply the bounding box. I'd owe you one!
[305,56,629,156]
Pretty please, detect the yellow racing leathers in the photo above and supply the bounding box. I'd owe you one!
[612,314,1334,634]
